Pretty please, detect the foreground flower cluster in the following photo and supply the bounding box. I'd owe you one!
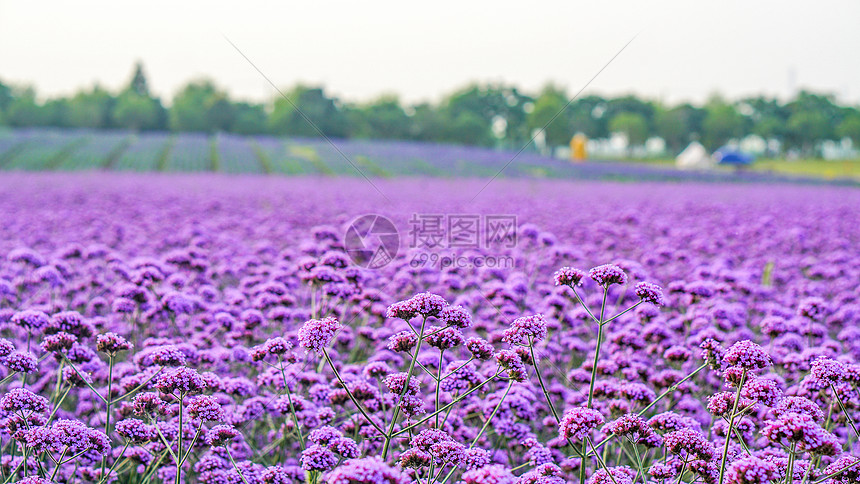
[0,175,859,484]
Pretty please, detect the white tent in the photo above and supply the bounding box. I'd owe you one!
[676,141,714,169]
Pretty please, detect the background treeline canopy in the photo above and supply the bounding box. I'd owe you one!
[1,63,858,154]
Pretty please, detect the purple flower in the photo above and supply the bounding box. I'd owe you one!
[10,310,49,331]
[429,440,466,465]
[424,326,465,350]
[3,352,38,373]
[726,457,777,484]
[762,412,839,454]
[329,437,360,458]
[96,332,133,355]
[462,448,491,470]
[501,314,548,345]
[605,414,657,444]
[400,448,432,468]
[811,357,846,384]
[409,292,449,317]
[326,457,409,484]
[387,331,418,352]
[663,428,714,460]
[634,282,666,306]
[384,372,421,396]
[558,407,605,442]
[723,340,771,371]
[798,297,828,321]
[439,305,472,328]
[462,465,515,484]
[554,267,586,286]
[205,425,240,447]
[162,291,196,314]
[132,392,165,416]
[187,395,223,421]
[300,444,337,472]
[115,419,156,444]
[588,264,628,286]
[298,317,341,354]
[466,337,495,360]
[410,429,452,452]
[741,378,782,406]
[40,332,78,353]
[308,426,343,446]
[495,349,527,382]
[772,397,824,422]
[156,366,207,395]
[588,467,636,484]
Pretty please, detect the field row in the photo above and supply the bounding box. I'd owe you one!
[0,128,854,185]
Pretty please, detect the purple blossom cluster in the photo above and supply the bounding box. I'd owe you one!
[0,174,858,484]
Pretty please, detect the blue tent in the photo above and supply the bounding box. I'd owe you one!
[714,147,754,165]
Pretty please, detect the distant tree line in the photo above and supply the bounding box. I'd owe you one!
[1,63,859,155]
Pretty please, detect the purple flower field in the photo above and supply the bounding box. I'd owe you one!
[1,173,860,484]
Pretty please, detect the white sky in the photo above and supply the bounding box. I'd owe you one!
[1,0,858,105]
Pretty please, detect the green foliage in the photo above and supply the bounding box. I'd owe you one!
[1,64,859,156]
[348,95,411,140]
[114,91,163,131]
[527,85,572,147]
[608,112,649,147]
[170,81,235,133]
[837,112,860,145]
[269,86,348,138]
[701,96,744,150]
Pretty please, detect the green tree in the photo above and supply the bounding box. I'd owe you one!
[231,102,267,135]
[4,87,51,127]
[169,80,235,133]
[526,85,572,147]
[836,110,860,145]
[408,103,446,142]
[609,112,649,148]
[784,91,840,154]
[654,105,689,153]
[349,95,412,139]
[443,84,531,145]
[65,86,115,128]
[128,62,150,97]
[701,96,743,150]
[440,111,493,146]
[269,86,348,138]
[0,80,13,121]
[114,91,162,131]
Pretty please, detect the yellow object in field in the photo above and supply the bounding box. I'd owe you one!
[570,133,587,162]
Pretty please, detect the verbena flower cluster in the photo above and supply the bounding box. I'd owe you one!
[0,175,857,484]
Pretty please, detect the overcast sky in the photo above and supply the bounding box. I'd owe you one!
[1,0,858,105]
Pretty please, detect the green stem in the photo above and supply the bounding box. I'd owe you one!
[382,316,428,461]
[435,350,444,427]
[831,384,860,438]
[587,437,619,484]
[393,370,503,437]
[786,442,797,484]
[587,363,708,456]
[322,348,385,436]
[472,381,514,446]
[718,370,747,484]
[226,446,251,484]
[175,392,185,484]
[530,338,560,422]
[631,441,647,484]
[676,458,688,484]
[279,358,305,451]
[102,356,115,478]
